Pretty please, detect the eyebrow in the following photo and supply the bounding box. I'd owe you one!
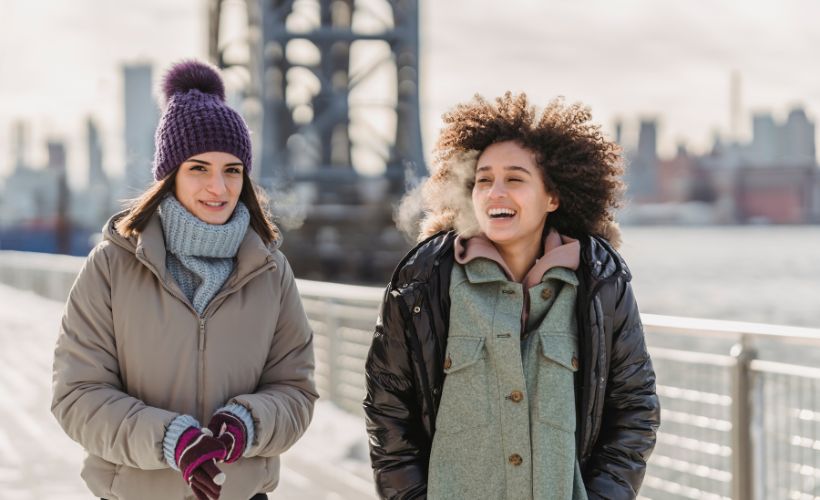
[475,165,533,175]
[185,159,244,167]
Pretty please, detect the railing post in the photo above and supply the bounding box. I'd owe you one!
[325,299,341,406]
[729,336,756,500]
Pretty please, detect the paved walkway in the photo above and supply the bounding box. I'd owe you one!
[0,284,375,499]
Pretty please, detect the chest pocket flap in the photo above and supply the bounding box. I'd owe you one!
[444,336,486,374]
[539,331,579,372]
[438,335,490,433]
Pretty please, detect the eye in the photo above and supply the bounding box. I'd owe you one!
[188,164,206,172]
[226,166,243,174]
[507,177,523,182]
[475,177,491,184]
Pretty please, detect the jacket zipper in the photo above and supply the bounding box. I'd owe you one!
[198,317,206,420]
[135,249,276,422]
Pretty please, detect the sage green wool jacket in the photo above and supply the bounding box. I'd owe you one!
[427,259,588,500]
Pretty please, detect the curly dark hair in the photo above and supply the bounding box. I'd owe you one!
[406,92,624,243]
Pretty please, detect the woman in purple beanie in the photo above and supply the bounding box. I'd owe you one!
[51,60,317,500]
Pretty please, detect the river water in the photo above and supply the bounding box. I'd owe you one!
[617,225,820,328]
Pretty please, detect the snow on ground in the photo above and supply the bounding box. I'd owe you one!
[0,284,86,499]
[0,283,375,499]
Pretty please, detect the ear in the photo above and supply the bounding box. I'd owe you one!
[546,193,559,213]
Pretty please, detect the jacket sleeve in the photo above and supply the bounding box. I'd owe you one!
[584,281,661,500]
[363,287,429,500]
[51,243,178,469]
[231,257,318,458]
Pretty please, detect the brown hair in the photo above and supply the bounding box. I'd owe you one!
[405,92,624,243]
[115,170,280,245]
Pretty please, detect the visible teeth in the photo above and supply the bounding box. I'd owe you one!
[488,208,516,217]
[203,201,224,207]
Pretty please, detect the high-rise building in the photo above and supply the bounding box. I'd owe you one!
[749,108,816,167]
[613,119,623,146]
[781,107,815,166]
[626,119,659,200]
[87,117,106,187]
[11,121,27,173]
[70,117,113,230]
[750,113,777,166]
[123,63,157,192]
[637,120,657,160]
[47,140,66,171]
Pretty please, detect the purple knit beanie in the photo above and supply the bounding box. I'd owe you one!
[152,60,252,181]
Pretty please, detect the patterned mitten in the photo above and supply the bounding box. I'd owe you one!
[175,426,228,499]
[207,410,248,464]
[189,461,224,500]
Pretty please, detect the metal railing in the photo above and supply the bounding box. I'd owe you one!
[1,250,819,499]
[639,314,820,500]
[296,279,383,416]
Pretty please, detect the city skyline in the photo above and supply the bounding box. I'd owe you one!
[2,0,820,188]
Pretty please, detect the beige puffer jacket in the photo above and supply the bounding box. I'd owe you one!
[51,212,318,500]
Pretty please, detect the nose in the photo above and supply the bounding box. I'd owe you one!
[206,172,227,195]
[487,179,507,199]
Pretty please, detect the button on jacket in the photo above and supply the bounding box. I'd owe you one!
[52,212,318,500]
[363,231,660,500]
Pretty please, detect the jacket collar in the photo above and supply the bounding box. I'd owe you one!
[104,210,280,286]
[581,234,631,283]
[455,229,580,288]
[462,259,579,287]
[389,231,457,288]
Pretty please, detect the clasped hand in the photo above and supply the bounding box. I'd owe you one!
[175,411,249,500]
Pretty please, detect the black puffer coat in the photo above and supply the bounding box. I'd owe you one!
[363,231,660,500]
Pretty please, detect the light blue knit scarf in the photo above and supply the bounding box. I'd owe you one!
[158,195,250,315]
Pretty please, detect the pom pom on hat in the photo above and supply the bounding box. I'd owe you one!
[161,59,226,105]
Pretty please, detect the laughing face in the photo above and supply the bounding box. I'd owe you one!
[174,151,244,225]
[471,140,559,251]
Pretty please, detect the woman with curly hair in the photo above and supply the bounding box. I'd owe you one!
[364,93,659,499]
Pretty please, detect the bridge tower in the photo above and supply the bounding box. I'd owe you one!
[207,0,425,282]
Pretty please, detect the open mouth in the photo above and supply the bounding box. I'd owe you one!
[200,201,228,208]
[487,207,516,219]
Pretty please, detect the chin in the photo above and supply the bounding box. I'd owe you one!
[482,229,515,245]
[484,227,536,247]
[197,213,229,225]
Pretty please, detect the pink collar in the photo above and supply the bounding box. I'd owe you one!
[454,229,580,288]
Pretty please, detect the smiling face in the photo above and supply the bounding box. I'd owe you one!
[471,140,559,251]
[173,151,244,225]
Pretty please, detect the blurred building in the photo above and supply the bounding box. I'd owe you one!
[622,105,820,224]
[123,63,158,193]
[0,124,97,254]
[748,108,816,167]
[656,145,700,203]
[735,165,818,224]
[70,118,113,230]
[0,125,61,227]
[749,113,778,166]
[625,119,660,202]
[780,108,816,166]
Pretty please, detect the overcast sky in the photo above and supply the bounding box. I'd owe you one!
[2,0,819,187]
